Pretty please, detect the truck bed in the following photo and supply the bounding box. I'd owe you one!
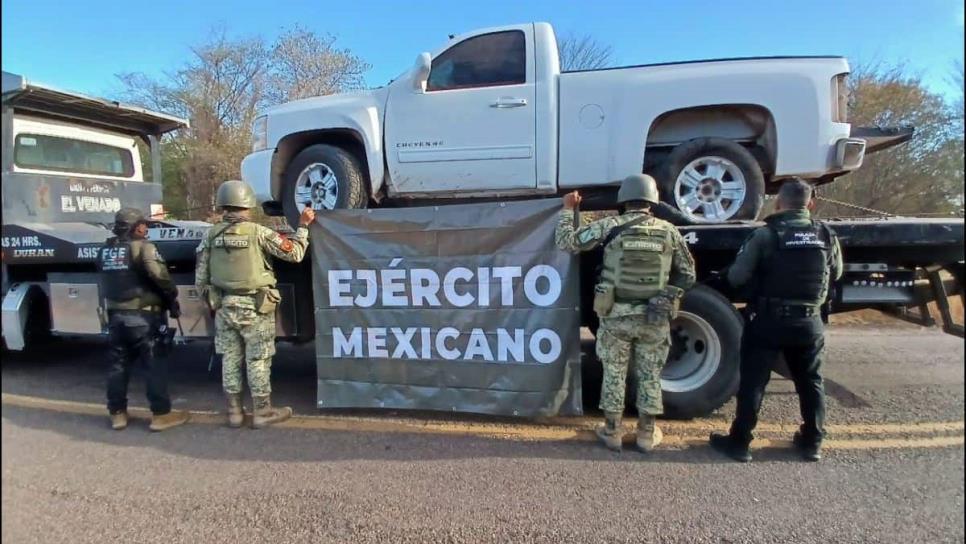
[6,208,960,343]
[12,213,958,270]
[562,55,844,74]
[576,215,964,327]
[678,216,964,271]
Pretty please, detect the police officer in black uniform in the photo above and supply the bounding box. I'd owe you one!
[97,208,189,432]
[710,179,843,462]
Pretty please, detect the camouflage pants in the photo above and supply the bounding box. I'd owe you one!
[596,314,670,415]
[214,296,276,396]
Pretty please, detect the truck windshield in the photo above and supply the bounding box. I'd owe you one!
[14,133,135,177]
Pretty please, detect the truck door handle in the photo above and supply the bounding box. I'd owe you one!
[490,97,527,108]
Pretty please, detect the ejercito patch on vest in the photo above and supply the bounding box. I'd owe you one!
[280,239,294,252]
[213,237,250,248]
[622,239,664,252]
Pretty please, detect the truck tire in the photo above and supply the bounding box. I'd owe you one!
[660,285,743,418]
[282,144,368,225]
[656,138,764,223]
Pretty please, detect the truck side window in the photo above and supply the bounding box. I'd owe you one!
[427,30,526,92]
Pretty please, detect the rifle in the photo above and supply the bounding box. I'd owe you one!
[202,289,221,374]
[175,315,186,344]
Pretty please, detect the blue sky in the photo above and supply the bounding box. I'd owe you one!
[2,0,964,102]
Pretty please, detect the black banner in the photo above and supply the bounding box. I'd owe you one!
[311,199,582,416]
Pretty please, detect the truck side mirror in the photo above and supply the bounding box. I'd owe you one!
[412,52,431,93]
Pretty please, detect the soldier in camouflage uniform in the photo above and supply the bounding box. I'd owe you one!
[556,174,696,452]
[195,180,315,429]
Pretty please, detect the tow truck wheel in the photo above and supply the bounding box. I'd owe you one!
[282,144,368,226]
[657,138,765,223]
[660,285,743,418]
[597,286,742,418]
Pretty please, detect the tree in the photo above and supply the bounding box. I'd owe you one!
[950,59,964,135]
[118,27,369,219]
[266,26,370,104]
[814,63,964,217]
[558,32,613,71]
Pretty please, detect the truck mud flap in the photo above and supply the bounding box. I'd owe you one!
[884,266,964,337]
[928,265,964,337]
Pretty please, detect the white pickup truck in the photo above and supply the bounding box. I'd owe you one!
[242,22,894,223]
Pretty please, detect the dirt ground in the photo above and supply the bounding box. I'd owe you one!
[831,296,965,326]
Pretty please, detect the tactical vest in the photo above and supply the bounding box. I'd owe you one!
[599,217,674,301]
[207,221,276,294]
[757,222,831,304]
[97,240,147,303]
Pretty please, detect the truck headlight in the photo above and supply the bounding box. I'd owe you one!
[251,115,268,152]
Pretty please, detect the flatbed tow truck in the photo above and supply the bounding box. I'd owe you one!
[2,71,962,417]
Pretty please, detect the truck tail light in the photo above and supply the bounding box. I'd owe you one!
[832,73,849,123]
[252,115,268,152]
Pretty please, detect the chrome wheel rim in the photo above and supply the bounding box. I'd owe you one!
[294,162,338,211]
[673,156,746,222]
[661,311,722,393]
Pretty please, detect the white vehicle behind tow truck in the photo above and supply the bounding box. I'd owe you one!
[243,22,909,224]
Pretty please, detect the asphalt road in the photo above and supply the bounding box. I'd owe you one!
[2,324,964,543]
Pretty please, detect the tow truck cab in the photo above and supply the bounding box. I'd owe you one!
[0,71,200,349]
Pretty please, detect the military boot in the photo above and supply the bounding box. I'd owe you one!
[251,395,292,429]
[594,412,624,452]
[709,432,752,463]
[226,393,245,428]
[793,431,822,462]
[149,409,190,432]
[636,415,663,452]
[110,410,128,431]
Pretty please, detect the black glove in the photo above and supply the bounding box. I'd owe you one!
[155,323,176,357]
[645,294,674,325]
[704,270,732,296]
[168,299,181,319]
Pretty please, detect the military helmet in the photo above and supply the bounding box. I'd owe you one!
[216,180,257,209]
[617,174,660,205]
[113,207,146,229]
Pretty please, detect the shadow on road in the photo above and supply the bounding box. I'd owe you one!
[3,335,871,467]
[1,403,809,467]
[2,337,611,416]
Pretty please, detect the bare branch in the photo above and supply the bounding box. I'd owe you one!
[113,26,369,219]
[817,61,964,216]
[558,32,614,72]
[264,25,370,104]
